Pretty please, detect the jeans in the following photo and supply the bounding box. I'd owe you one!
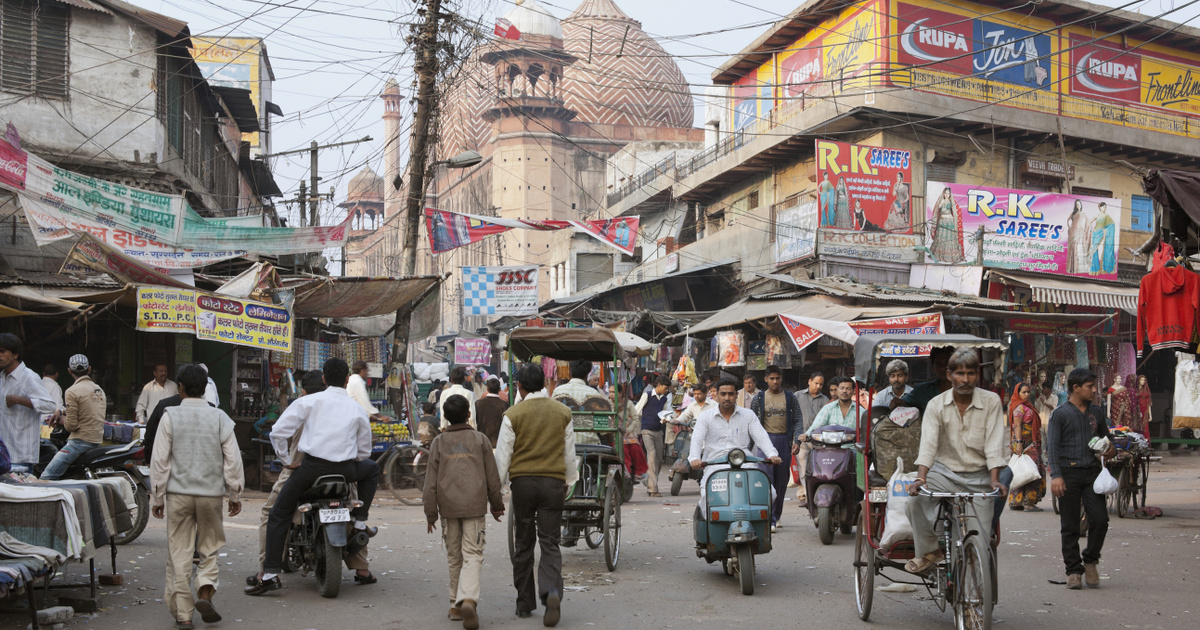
[1057,466,1109,575]
[40,439,100,481]
[510,476,564,614]
[992,466,1013,533]
[262,455,379,573]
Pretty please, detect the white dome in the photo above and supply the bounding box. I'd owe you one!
[504,0,562,40]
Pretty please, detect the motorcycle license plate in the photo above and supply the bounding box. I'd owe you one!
[710,478,728,493]
[319,508,350,524]
[137,466,151,477]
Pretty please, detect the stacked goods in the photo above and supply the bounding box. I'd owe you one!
[413,362,450,383]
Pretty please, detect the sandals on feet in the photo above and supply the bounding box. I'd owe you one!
[905,551,944,574]
[354,572,377,585]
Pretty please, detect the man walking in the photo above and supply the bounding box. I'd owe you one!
[137,364,178,425]
[425,395,505,629]
[749,365,802,531]
[474,378,508,448]
[635,375,673,497]
[495,363,577,626]
[41,355,106,480]
[1047,368,1113,590]
[793,372,828,506]
[0,333,57,472]
[348,361,387,421]
[246,358,380,596]
[439,367,477,429]
[40,364,63,423]
[150,364,243,629]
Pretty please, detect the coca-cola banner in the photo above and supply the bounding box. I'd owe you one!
[426,208,638,257]
[0,135,26,189]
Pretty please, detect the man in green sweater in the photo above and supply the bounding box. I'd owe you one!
[495,363,578,627]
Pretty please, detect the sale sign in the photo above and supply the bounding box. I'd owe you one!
[462,265,539,316]
[779,313,943,355]
[136,287,196,332]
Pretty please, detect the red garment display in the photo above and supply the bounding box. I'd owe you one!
[1136,264,1200,356]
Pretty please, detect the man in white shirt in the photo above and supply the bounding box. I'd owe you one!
[40,364,63,422]
[199,364,220,408]
[347,361,386,421]
[690,378,781,513]
[438,367,476,430]
[0,333,58,470]
[736,373,758,408]
[876,359,914,410]
[136,363,178,424]
[670,383,716,462]
[245,358,380,597]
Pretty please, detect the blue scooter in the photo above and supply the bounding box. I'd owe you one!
[693,448,772,595]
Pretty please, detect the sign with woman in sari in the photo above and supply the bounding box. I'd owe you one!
[924,182,1121,281]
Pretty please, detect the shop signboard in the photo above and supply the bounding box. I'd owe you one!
[814,139,919,262]
[454,338,492,365]
[190,37,266,153]
[775,200,818,266]
[461,265,539,316]
[136,287,196,333]
[194,293,293,353]
[0,134,26,189]
[924,182,1122,281]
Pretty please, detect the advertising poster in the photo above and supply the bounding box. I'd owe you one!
[190,37,264,152]
[780,313,943,355]
[924,182,1122,281]
[194,293,293,353]
[454,338,492,365]
[136,287,196,333]
[815,139,919,262]
[461,265,539,316]
[65,234,194,289]
[0,135,26,189]
[775,200,818,266]
[775,0,882,103]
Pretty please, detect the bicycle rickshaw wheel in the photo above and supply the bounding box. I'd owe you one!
[1138,457,1149,508]
[385,445,429,505]
[853,510,874,621]
[602,484,621,571]
[1116,465,1131,518]
[955,535,993,630]
[1052,493,1059,515]
[507,497,516,559]
[585,527,604,549]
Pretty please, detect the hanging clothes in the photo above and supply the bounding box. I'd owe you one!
[1109,376,1136,428]
[1075,338,1090,369]
[1173,352,1200,430]
[1135,376,1153,441]
[1137,264,1200,356]
[1117,343,1137,380]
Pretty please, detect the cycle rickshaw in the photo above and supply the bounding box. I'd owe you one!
[852,334,1008,630]
[505,326,646,571]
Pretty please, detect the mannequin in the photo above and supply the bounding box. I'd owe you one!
[1136,374,1152,439]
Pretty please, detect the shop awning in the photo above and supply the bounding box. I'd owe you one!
[989,271,1138,313]
[289,276,442,319]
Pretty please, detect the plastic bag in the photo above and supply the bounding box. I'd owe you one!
[880,457,918,549]
[1093,459,1119,495]
[1008,453,1041,489]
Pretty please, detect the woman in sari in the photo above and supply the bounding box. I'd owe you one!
[833,177,853,228]
[929,186,966,263]
[1136,375,1153,441]
[1066,200,1090,274]
[1009,383,1046,511]
[1090,202,1116,275]
[819,172,836,227]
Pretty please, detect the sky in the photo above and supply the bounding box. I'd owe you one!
[147,0,1200,237]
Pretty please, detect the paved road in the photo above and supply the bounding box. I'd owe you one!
[7,454,1200,629]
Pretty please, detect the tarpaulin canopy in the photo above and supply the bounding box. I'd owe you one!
[288,276,441,319]
[1144,168,1200,228]
[669,293,924,340]
[854,334,1008,383]
[508,327,622,362]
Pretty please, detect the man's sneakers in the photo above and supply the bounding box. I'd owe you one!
[449,606,463,621]
[194,585,221,623]
[543,590,561,627]
[1066,573,1083,589]
[1083,562,1100,588]
[243,575,282,596]
[460,599,479,630]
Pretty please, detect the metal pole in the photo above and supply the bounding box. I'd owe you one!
[298,180,307,228]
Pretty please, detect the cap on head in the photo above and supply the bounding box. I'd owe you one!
[198,363,209,374]
[68,354,90,372]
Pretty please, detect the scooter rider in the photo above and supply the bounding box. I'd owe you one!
[690,378,781,519]
[245,358,380,596]
[670,383,715,461]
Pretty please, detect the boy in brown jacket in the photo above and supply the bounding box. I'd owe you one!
[424,394,505,630]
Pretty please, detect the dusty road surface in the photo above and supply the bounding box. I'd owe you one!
[5,454,1199,630]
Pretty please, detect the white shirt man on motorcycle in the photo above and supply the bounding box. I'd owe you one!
[689,378,781,516]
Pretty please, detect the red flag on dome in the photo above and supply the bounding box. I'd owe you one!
[494,18,521,40]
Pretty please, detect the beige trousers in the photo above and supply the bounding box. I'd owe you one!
[165,494,224,624]
[641,430,665,493]
[795,442,813,499]
[442,516,486,607]
[259,467,369,570]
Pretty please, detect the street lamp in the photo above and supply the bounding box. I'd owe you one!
[433,150,482,169]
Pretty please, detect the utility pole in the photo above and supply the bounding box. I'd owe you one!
[261,136,372,228]
[298,181,307,227]
[401,0,444,277]
[310,141,321,227]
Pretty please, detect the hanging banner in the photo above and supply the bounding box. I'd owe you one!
[454,338,492,365]
[64,234,194,289]
[925,182,1122,281]
[136,287,197,333]
[461,265,539,316]
[195,293,293,353]
[0,135,27,189]
[426,208,639,257]
[780,313,944,355]
[775,200,818,266]
[22,195,246,268]
[180,211,352,255]
[779,314,861,353]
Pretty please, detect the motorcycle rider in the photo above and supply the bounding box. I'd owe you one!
[670,383,716,462]
[40,355,105,480]
[245,358,379,596]
[690,378,781,519]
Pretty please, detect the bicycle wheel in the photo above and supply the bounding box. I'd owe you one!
[1138,458,1149,508]
[1116,466,1131,518]
[853,511,874,621]
[955,535,993,630]
[385,445,429,505]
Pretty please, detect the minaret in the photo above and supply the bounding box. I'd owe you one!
[381,77,402,221]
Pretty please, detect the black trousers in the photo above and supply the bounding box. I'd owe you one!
[262,455,379,572]
[1058,466,1109,575]
[510,476,565,613]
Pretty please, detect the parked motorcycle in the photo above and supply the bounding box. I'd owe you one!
[668,421,702,496]
[283,474,370,598]
[693,448,772,596]
[802,425,860,545]
[35,439,151,545]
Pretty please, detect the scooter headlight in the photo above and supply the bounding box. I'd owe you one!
[728,449,746,467]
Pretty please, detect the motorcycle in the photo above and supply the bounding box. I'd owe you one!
[803,424,860,545]
[283,474,370,598]
[668,420,702,496]
[693,448,772,596]
[34,439,151,545]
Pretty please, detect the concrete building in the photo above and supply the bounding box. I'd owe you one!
[0,0,281,273]
[353,0,703,337]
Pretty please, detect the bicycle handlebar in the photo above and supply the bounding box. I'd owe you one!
[917,488,1003,499]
